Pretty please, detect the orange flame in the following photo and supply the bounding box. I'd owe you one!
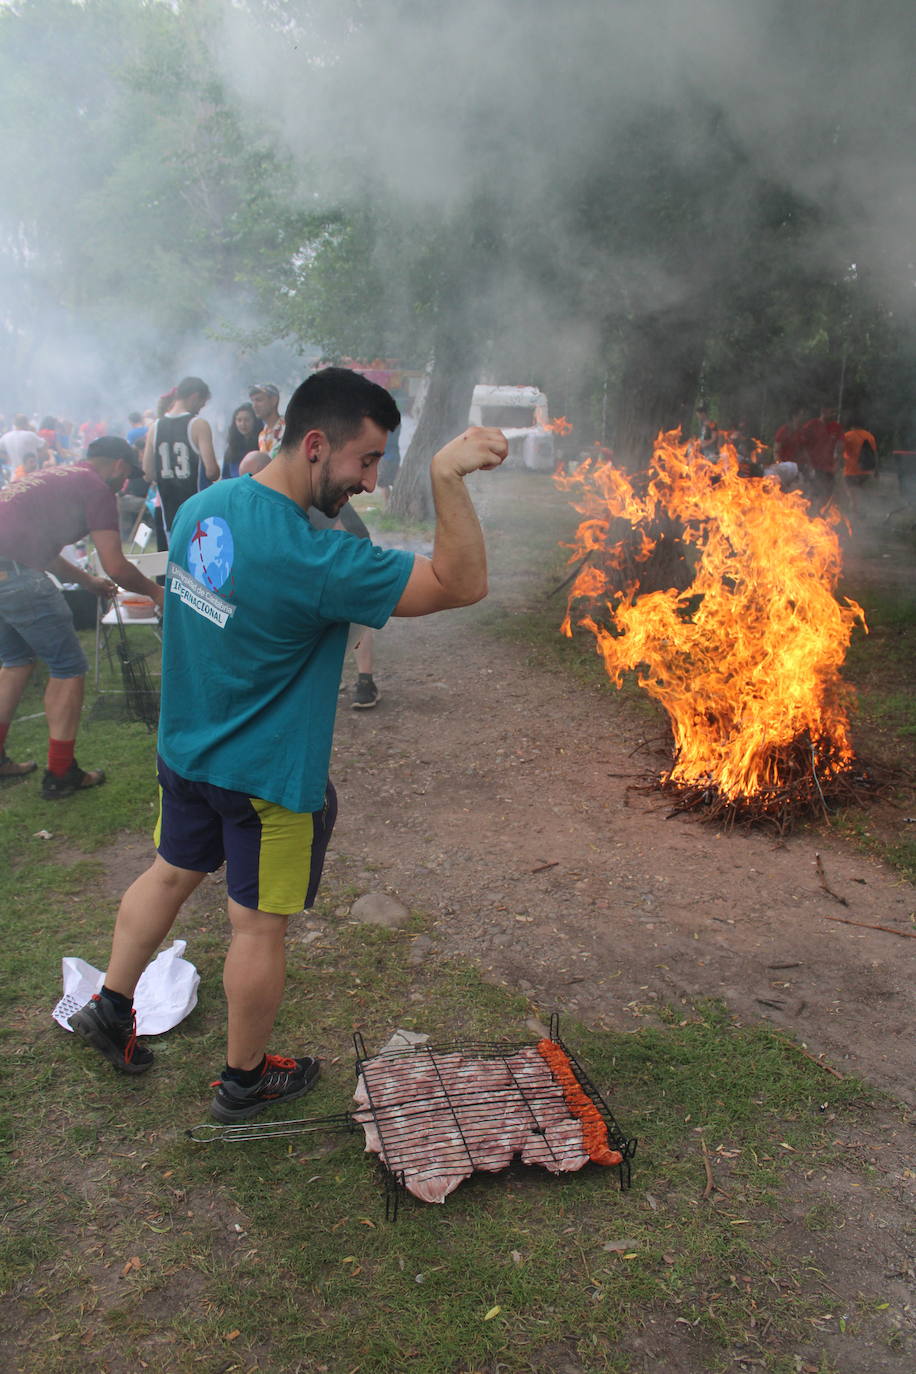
[556,430,866,803]
[545,416,574,435]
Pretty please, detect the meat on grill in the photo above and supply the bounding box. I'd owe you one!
[353,1046,594,1203]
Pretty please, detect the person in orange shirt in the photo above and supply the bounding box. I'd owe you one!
[843,421,878,515]
[250,384,284,459]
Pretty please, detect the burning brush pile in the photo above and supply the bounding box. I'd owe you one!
[557,430,868,830]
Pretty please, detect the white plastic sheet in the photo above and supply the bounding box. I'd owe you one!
[53,939,199,1036]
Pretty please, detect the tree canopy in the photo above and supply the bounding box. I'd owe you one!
[1,0,915,502]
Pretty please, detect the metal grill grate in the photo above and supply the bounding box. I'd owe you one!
[187,1015,636,1220]
[352,1016,636,1217]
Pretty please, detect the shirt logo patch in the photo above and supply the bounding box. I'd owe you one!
[168,564,236,629]
[188,517,234,592]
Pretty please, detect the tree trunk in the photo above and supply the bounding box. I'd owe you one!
[390,319,478,521]
[613,307,708,468]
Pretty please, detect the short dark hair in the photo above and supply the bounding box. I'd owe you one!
[128,411,142,424]
[86,435,136,466]
[281,367,400,454]
[175,375,210,402]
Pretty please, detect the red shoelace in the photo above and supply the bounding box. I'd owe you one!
[263,1054,298,1073]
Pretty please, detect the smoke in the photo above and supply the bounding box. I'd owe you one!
[2,0,914,429]
[201,0,916,446]
[214,0,914,272]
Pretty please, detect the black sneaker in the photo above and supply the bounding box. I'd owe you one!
[210,1054,320,1122]
[351,677,380,709]
[68,994,154,1074]
[41,761,106,800]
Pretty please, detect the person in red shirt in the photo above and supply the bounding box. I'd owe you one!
[78,417,107,450]
[799,405,845,508]
[773,408,806,465]
[0,437,164,796]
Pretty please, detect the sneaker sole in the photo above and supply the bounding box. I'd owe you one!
[351,695,381,709]
[68,1008,153,1075]
[210,1063,320,1123]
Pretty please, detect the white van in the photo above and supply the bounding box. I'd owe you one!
[468,384,555,471]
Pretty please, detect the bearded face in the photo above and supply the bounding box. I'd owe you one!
[313,461,361,517]
[311,419,388,516]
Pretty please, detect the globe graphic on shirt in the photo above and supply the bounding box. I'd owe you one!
[186,517,234,592]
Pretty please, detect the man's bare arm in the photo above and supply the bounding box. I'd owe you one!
[191,417,220,482]
[47,555,116,599]
[91,529,164,609]
[142,424,157,484]
[393,427,507,617]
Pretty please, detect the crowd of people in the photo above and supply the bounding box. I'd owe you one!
[0,382,885,803]
[694,402,879,513]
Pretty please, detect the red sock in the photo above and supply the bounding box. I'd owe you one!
[0,723,9,753]
[47,738,75,776]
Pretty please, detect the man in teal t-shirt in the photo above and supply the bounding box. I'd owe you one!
[69,367,508,1123]
[159,471,413,812]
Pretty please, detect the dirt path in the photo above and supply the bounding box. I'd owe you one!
[328,477,916,1107]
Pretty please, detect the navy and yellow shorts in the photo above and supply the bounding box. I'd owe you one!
[154,756,337,916]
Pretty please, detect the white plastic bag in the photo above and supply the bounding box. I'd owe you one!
[53,939,199,1036]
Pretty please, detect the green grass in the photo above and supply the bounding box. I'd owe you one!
[834,588,916,878]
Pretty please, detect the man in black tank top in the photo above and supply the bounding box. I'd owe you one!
[144,376,219,537]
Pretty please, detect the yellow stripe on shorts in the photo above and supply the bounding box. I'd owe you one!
[250,796,315,915]
[153,784,163,849]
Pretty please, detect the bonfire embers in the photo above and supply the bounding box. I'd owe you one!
[557,430,868,829]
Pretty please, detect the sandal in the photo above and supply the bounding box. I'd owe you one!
[0,751,37,780]
[40,762,106,800]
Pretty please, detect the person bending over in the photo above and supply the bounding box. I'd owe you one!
[0,437,164,796]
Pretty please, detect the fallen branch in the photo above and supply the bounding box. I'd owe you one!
[530,861,559,874]
[815,852,849,907]
[545,549,594,599]
[788,1045,845,1080]
[699,1135,714,1200]
[814,912,916,940]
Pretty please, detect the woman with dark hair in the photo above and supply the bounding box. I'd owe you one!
[222,402,263,479]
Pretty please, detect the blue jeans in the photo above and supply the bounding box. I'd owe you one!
[0,564,88,677]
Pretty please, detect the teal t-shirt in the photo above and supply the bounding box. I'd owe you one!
[158,477,414,811]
